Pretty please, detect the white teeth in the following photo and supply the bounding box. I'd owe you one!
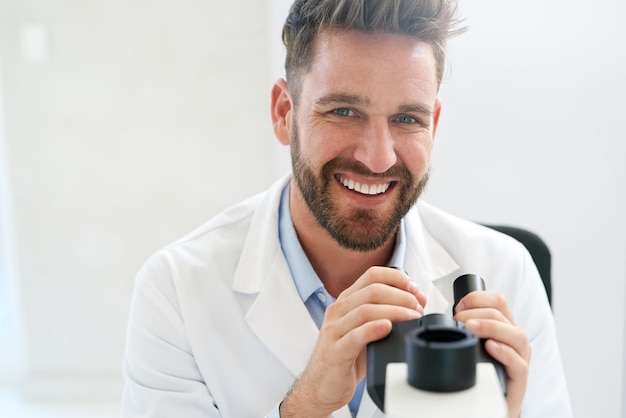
[338,176,391,196]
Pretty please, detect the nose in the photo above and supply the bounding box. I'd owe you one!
[353,119,397,174]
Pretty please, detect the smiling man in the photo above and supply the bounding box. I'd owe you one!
[122,1,572,417]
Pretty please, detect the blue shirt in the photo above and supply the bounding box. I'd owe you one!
[278,183,407,416]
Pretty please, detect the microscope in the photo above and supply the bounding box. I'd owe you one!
[367,274,509,418]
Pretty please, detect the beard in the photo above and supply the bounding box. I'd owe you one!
[290,128,429,252]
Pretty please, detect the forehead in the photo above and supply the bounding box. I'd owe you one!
[300,29,439,104]
[314,28,435,63]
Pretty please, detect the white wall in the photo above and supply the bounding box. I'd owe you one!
[422,2,626,418]
[1,0,625,417]
[0,0,274,400]
[0,52,24,384]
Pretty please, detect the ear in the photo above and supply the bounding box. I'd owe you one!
[271,78,293,146]
[431,97,443,140]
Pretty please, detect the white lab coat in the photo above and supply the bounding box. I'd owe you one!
[122,176,572,417]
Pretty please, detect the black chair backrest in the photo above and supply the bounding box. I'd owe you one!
[481,224,552,307]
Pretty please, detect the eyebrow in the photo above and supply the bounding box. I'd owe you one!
[314,94,370,107]
[314,93,433,117]
[398,103,434,117]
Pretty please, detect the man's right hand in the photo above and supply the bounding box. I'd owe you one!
[279,266,427,417]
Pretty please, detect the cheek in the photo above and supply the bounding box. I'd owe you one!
[399,138,433,175]
[298,124,348,165]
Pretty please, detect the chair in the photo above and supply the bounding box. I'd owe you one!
[481,224,552,307]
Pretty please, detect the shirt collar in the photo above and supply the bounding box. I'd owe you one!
[278,183,408,304]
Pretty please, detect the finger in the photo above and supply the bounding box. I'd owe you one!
[484,339,530,381]
[328,319,395,385]
[313,318,393,380]
[325,303,422,339]
[409,281,428,308]
[455,291,516,324]
[340,266,417,299]
[484,339,529,414]
[465,319,531,361]
[333,266,426,316]
[332,282,425,320]
[388,267,427,308]
[454,307,511,325]
[337,318,394,355]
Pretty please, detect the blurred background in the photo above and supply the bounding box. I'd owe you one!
[0,0,624,417]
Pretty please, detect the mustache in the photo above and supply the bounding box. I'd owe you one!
[321,157,413,181]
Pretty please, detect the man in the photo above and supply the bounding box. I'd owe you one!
[122,1,572,417]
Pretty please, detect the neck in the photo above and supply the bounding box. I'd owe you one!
[289,183,397,298]
[302,234,395,298]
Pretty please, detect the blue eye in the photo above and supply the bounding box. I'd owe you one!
[397,115,417,124]
[334,108,353,117]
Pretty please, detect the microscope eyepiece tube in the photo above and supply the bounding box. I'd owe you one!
[405,324,478,392]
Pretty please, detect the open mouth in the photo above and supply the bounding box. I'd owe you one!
[336,174,393,196]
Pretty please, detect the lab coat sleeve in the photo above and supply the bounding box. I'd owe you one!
[515,249,573,418]
[121,255,221,417]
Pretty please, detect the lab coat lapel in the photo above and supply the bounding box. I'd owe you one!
[403,206,460,314]
[232,177,318,378]
[245,253,319,378]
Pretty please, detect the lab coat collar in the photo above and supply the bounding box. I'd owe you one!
[232,176,459,297]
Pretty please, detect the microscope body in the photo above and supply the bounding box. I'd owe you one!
[385,362,508,418]
[366,274,509,417]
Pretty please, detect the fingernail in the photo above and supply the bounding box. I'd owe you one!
[455,301,464,312]
[408,281,419,294]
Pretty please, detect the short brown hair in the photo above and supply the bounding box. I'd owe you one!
[282,0,465,102]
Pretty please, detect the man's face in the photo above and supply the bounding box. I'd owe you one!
[287,29,441,252]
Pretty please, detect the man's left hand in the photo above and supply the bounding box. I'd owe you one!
[454,291,530,418]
